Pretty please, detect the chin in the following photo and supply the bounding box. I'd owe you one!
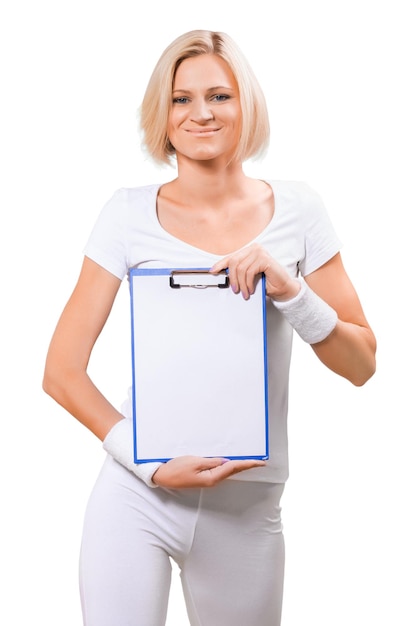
[181,147,235,163]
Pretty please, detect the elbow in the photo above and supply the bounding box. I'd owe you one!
[42,365,57,399]
[42,361,66,402]
[351,371,375,387]
[350,358,377,387]
[347,330,377,387]
[43,358,86,409]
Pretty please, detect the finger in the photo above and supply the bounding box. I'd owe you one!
[223,459,266,473]
[197,457,229,471]
[210,247,253,274]
[231,257,262,299]
[225,253,254,297]
[210,258,230,274]
[238,261,263,298]
[209,258,241,295]
[210,245,260,294]
[153,457,265,488]
[208,459,266,482]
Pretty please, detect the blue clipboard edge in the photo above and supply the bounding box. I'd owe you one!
[129,267,269,464]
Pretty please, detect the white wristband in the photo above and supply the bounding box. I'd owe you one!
[103,418,161,488]
[272,278,337,344]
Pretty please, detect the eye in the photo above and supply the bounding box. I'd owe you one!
[211,94,230,102]
[172,97,190,104]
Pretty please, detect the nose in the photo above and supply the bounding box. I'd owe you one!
[190,97,214,123]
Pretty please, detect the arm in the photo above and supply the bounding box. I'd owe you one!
[210,245,376,387]
[304,253,376,386]
[42,256,124,440]
[43,256,265,487]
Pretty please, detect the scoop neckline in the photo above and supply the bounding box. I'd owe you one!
[150,180,279,259]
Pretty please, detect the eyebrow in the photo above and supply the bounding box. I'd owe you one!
[172,86,235,94]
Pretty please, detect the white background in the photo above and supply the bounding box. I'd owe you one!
[1,1,416,624]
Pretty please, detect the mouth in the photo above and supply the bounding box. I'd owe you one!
[185,128,221,136]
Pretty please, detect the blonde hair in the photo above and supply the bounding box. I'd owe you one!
[140,30,270,165]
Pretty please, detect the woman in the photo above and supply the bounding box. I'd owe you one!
[43,30,376,626]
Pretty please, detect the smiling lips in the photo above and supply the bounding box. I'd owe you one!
[185,127,221,136]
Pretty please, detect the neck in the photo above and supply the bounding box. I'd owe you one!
[172,157,249,206]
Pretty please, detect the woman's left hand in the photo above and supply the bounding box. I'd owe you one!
[212,244,377,386]
[210,243,299,302]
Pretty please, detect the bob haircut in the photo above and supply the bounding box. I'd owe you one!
[140,30,270,165]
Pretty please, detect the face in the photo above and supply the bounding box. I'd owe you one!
[167,54,242,164]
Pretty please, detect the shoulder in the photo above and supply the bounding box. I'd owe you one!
[267,179,328,221]
[109,183,162,206]
[96,184,162,226]
[267,179,322,203]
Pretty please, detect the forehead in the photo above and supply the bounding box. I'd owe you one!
[173,54,237,90]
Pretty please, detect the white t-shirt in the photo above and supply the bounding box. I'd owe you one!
[84,180,342,483]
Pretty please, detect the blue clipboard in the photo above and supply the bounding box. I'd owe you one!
[129,267,269,463]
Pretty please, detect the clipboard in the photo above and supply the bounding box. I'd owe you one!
[129,267,269,463]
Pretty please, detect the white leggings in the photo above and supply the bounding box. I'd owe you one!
[79,456,285,626]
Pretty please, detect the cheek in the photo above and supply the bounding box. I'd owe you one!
[228,105,242,131]
[167,110,184,137]
[167,112,174,132]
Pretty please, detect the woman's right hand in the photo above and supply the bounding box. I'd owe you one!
[151,455,266,489]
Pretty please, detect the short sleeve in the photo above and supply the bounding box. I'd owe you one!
[83,189,129,280]
[297,184,342,276]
